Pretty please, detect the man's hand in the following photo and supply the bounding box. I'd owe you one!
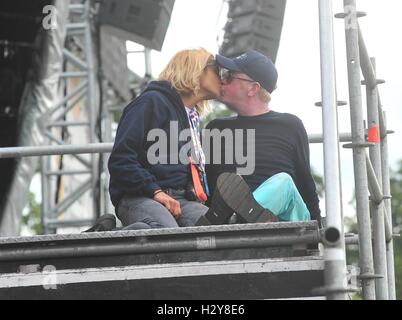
[153,191,182,219]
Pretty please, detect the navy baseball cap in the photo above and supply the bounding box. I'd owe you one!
[216,50,278,93]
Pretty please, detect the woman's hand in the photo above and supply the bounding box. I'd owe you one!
[153,191,182,219]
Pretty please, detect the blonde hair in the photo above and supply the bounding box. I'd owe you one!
[258,87,272,104]
[158,48,214,114]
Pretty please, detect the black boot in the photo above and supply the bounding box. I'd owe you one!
[215,173,278,224]
[195,184,236,226]
[84,214,116,232]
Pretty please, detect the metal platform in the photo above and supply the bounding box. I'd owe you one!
[0,222,324,300]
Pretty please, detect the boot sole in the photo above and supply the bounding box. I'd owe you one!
[196,190,235,226]
[217,173,278,223]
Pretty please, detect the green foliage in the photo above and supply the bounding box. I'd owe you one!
[390,160,402,227]
[20,192,42,236]
[391,160,402,299]
[312,169,324,198]
[114,111,123,123]
[201,101,235,129]
[395,238,402,300]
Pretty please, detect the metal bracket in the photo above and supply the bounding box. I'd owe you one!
[369,195,392,202]
[343,142,376,149]
[315,101,347,107]
[361,79,386,86]
[379,130,394,140]
[358,273,384,280]
[334,11,367,19]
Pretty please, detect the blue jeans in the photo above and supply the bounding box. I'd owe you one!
[252,173,311,222]
[117,190,208,230]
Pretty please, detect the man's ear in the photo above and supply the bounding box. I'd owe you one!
[247,82,261,97]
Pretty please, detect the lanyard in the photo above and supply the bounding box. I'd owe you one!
[186,108,210,196]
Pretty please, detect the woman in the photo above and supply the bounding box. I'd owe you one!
[108,48,221,230]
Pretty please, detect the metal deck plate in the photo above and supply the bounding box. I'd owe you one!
[0,222,323,299]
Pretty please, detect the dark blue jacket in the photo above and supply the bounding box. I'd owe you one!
[108,81,191,208]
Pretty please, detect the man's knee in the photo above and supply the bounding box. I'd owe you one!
[271,173,299,200]
[274,172,294,186]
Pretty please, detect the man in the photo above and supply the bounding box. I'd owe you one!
[200,50,321,225]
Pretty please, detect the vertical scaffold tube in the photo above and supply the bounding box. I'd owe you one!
[343,0,376,300]
[84,0,100,220]
[318,0,348,300]
[380,112,396,300]
[366,58,388,299]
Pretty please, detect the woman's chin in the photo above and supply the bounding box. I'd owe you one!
[206,91,220,100]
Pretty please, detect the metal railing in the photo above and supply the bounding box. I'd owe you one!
[0,134,361,160]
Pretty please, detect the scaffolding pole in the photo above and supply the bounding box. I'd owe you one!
[318,0,348,300]
[358,20,396,299]
[342,0,376,300]
[84,0,100,221]
[1,133,377,159]
[365,58,388,299]
[381,113,397,300]
[102,99,114,215]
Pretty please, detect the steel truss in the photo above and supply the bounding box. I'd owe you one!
[39,1,99,233]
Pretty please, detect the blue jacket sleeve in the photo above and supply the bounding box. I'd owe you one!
[108,95,168,198]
